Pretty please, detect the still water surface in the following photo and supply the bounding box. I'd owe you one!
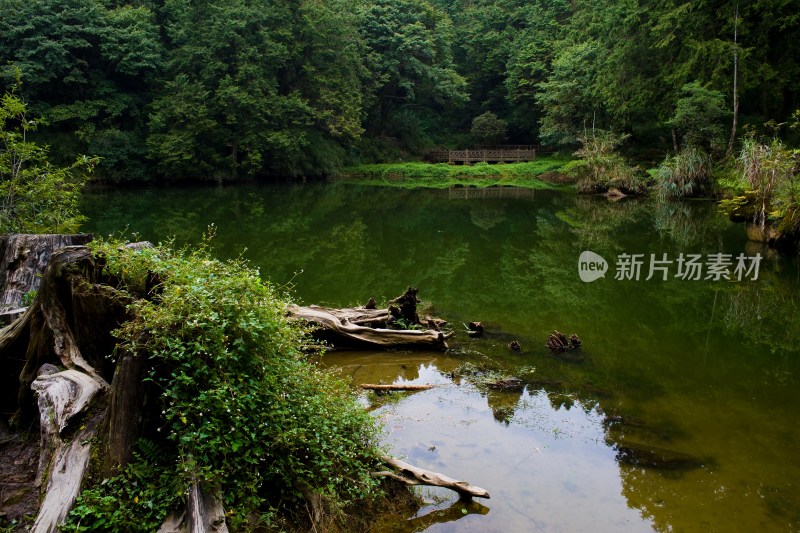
[82,183,800,532]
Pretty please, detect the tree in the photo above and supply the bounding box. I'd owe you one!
[149,0,371,180]
[0,76,96,233]
[0,0,163,182]
[666,82,728,151]
[471,111,507,146]
[358,0,467,135]
[536,41,601,146]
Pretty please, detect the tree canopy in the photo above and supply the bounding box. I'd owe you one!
[0,0,797,181]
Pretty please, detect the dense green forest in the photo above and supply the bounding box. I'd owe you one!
[1,0,798,182]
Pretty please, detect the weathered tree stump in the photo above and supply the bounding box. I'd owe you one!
[0,234,93,311]
[467,321,484,338]
[546,330,581,352]
[388,287,421,325]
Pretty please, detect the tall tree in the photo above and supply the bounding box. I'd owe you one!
[0,0,163,181]
[358,0,467,136]
[149,0,370,180]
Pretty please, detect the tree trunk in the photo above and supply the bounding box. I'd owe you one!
[0,234,93,311]
[0,243,142,529]
[727,2,740,156]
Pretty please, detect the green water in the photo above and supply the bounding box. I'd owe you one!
[81,183,800,532]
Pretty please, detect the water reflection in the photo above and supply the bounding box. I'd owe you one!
[83,183,800,531]
[327,355,654,532]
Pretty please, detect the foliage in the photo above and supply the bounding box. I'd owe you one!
[359,0,468,135]
[1,0,799,178]
[63,442,182,532]
[656,146,714,200]
[470,112,507,146]
[572,130,647,194]
[734,134,799,233]
[666,82,728,150]
[0,0,163,182]
[0,75,96,233]
[64,237,385,530]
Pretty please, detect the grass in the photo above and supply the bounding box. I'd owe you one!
[339,157,575,190]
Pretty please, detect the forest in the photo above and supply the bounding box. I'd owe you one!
[1,0,798,183]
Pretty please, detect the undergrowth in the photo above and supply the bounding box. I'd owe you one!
[63,233,386,531]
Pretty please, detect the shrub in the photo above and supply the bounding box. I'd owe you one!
[573,129,647,194]
[470,111,507,146]
[656,146,714,199]
[64,236,384,531]
[739,135,798,230]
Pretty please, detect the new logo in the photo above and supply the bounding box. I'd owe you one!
[578,250,608,283]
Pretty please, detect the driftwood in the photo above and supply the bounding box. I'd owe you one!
[373,455,490,500]
[486,377,525,391]
[361,384,434,392]
[287,305,451,350]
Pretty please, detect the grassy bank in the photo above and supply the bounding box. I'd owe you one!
[340,157,575,189]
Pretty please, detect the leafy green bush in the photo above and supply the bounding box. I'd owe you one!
[64,236,384,531]
[572,130,647,193]
[64,442,182,532]
[470,111,507,146]
[656,146,714,199]
[0,72,97,233]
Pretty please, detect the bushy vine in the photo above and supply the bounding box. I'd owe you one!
[64,236,384,531]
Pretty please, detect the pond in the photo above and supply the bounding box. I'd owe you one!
[81,183,800,532]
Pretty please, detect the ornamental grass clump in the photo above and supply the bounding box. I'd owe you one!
[64,236,384,531]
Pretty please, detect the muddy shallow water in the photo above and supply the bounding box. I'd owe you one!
[83,182,800,531]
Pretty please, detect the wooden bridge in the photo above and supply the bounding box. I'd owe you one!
[427,145,539,164]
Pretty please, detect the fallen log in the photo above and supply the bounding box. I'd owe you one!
[288,305,451,350]
[372,455,490,500]
[361,384,434,392]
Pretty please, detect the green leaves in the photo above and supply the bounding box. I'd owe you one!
[666,82,728,149]
[80,238,384,529]
[359,0,467,132]
[0,75,96,233]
